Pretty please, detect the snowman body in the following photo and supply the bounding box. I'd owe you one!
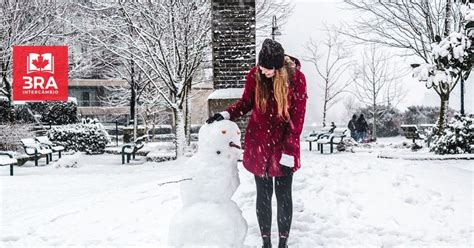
[168,120,248,247]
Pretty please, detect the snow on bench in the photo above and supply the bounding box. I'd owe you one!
[0,152,17,176]
[316,128,348,154]
[35,136,65,160]
[305,127,332,151]
[20,138,53,166]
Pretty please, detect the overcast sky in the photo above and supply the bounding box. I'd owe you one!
[269,0,473,126]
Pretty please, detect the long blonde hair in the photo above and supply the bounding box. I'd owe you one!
[255,58,293,121]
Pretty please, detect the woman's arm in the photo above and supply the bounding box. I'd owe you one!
[222,67,257,120]
[282,70,308,158]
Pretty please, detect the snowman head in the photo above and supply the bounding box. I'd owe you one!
[198,120,242,161]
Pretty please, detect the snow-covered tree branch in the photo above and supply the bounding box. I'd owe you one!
[69,0,211,157]
[412,2,473,134]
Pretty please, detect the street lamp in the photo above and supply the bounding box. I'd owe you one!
[271,15,281,40]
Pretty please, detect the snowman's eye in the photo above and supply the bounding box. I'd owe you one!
[221,129,227,134]
[216,150,221,155]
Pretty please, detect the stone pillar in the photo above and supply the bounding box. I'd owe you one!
[208,0,256,143]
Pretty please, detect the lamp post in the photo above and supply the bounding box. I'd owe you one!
[461,76,465,116]
[271,15,281,40]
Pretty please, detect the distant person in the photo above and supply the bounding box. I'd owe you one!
[329,121,336,133]
[347,114,357,140]
[356,114,369,142]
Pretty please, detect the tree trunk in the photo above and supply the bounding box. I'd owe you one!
[1,72,12,107]
[437,94,450,135]
[173,107,186,158]
[460,76,465,116]
[184,81,192,146]
[444,0,453,37]
[322,80,329,127]
[372,107,377,140]
[322,100,327,127]
[131,84,137,141]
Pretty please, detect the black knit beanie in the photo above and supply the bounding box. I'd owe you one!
[258,38,285,70]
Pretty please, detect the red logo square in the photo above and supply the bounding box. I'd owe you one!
[13,46,68,101]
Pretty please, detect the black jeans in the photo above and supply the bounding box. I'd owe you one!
[255,174,293,239]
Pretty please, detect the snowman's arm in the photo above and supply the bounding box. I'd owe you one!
[224,67,257,121]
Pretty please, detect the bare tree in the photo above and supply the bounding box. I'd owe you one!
[71,0,211,157]
[304,29,353,127]
[343,95,359,119]
[342,0,469,133]
[351,45,405,139]
[342,0,465,61]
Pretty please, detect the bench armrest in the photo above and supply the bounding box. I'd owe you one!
[0,152,14,158]
[38,143,52,149]
[122,143,136,153]
[22,144,38,155]
[319,133,334,139]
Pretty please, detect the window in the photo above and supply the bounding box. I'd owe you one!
[81,92,90,107]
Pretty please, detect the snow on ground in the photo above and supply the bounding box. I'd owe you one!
[1,137,473,247]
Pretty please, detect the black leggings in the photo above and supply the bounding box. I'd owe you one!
[255,174,293,238]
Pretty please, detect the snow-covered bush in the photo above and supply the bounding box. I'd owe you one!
[7,98,78,124]
[430,114,474,155]
[48,123,110,154]
[0,124,34,152]
[402,105,456,125]
[0,98,14,123]
[12,104,37,123]
[27,98,78,124]
[55,152,80,168]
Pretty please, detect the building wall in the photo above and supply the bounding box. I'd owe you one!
[68,79,130,121]
[209,0,256,143]
[211,0,256,90]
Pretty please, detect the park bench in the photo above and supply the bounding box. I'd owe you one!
[0,152,17,176]
[316,128,348,154]
[400,125,426,150]
[121,135,148,164]
[20,138,52,166]
[305,127,331,151]
[35,136,65,160]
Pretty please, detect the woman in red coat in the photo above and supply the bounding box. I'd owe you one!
[206,38,307,248]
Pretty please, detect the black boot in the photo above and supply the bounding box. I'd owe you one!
[262,236,272,248]
[278,237,288,248]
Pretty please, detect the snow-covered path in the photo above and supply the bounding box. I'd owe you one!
[1,146,473,247]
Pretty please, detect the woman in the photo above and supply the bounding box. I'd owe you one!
[206,39,307,248]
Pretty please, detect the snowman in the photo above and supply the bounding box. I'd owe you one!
[168,120,248,247]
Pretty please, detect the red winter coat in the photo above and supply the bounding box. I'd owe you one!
[225,63,307,177]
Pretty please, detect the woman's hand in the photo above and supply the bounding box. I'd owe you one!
[280,153,294,176]
[206,113,224,124]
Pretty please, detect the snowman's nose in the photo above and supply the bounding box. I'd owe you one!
[229,141,241,149]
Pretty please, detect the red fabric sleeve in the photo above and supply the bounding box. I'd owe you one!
[225,67,257,120]
[282,70,308,156]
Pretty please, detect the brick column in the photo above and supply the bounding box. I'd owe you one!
[208,0,256,144]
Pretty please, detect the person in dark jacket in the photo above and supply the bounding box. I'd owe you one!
[206,38,307,248]
[329,121,336,133]
[356,114,369,142]
[347,114,357,140]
